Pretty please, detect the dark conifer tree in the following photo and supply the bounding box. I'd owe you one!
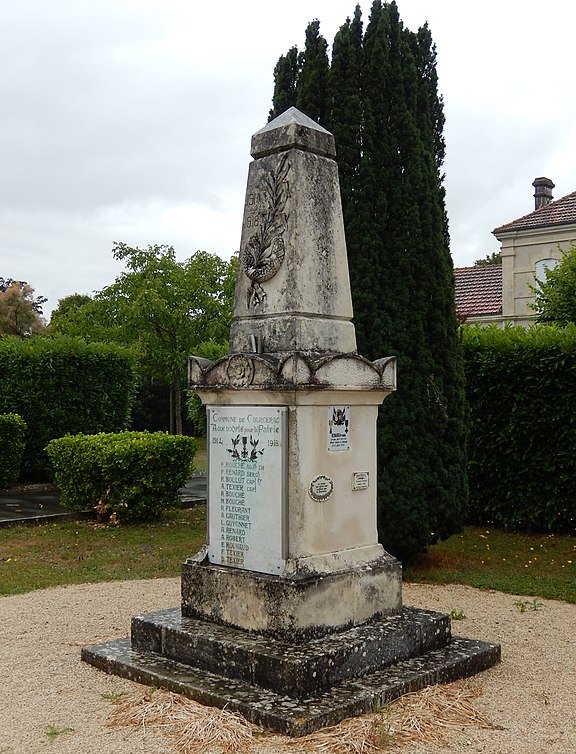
[326,8,363,219]
[269,46,299,121]
[268,0,467,563]
[295,20,330,123]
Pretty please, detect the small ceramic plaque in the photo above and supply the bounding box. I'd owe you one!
[352,471,370,491]
[309,474,334,502]
[327,406,350,451]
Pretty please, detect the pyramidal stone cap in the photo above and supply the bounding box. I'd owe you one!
[229,107,356,354]
[251,106,336,160]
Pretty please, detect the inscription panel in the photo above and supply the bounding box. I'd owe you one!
[352,471,370,491]
[207,406,287,575]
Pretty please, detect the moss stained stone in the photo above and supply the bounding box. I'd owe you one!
[81,110,500,734]
[82,619,500,736]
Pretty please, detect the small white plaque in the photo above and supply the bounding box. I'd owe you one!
[327,406,350,452]
[352,471,370,491]
[309,475,334,502]
[207,406,286,575]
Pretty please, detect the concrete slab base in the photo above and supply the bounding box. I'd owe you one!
[82,606,500,736]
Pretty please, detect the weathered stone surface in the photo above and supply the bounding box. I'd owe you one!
[188,352,397,391]
[181,553,402,641]
[194,382,397,585]
[231,109,355,355]
[250,106,335,160]
[188,108,398,593]
[82,630,501,737]
[129,606,450,698]
[83,109,502,736]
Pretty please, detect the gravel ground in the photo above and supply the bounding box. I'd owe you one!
[1,578,574,754]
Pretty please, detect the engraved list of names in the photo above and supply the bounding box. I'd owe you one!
[207,406,287,575]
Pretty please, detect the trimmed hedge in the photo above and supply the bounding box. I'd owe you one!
[0,336,137,480]
[462,324,576,532]
[0,413,27,489]
[46,431,196,523]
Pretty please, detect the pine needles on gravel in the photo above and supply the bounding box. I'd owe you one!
[107,679,502,753]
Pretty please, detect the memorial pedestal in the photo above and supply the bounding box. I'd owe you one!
[81,108,500,735]
[181,550,401,641]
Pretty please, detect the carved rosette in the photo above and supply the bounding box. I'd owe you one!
[240,153,290,311]
[225,355,255,388]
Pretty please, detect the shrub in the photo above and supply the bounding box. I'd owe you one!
[0,336,137,480]
[46,431,196,523]
[0,413,27,489]
[462,324,576,532]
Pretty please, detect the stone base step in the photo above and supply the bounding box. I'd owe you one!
[131,606,451,697]
[82,634,500,736]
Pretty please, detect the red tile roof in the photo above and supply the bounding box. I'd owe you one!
[454,265,502,317]
[493,190,576,234]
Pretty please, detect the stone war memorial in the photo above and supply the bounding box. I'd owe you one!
[82,107,500,735]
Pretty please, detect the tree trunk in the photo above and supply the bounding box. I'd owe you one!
[174,376,183,435]
[169,384,175,434]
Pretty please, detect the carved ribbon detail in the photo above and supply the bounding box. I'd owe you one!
[241,153,290,310]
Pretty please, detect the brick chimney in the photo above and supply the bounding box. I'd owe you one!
[532,177,554,210]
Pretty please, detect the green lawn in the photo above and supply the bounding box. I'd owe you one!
[193,435,207,472]
[1,507,574,603]
[0,505,206,596]
[405,526,575,603]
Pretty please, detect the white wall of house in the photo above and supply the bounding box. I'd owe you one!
[494,224,576,327]
[463,314,507,328]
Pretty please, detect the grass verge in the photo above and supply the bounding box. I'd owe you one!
[0,505,206,596]
[193,436,207,473]
[1,512,573,603]
[405,526,575,603]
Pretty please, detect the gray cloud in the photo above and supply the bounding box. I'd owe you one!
[2,0,576,315]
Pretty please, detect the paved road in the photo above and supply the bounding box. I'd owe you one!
[0,474,207,526]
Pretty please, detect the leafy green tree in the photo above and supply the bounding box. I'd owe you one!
[474,251,501,266]
[269,0,466,562]
[49,294,93,331]
[51,245,236,434]
[533,244,576,324]
[0,279,46,337]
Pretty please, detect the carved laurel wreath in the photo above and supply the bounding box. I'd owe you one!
[241,153,290,310]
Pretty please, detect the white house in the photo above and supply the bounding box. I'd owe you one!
[455,178,576,326]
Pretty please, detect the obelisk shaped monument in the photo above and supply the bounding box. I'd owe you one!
[185,107,402,635]
[229,107,357,355]
[82,108,500,737]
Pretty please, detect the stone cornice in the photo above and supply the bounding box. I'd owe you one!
[188,352,396,391]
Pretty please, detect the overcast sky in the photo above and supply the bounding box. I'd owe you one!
[2,0,576,318]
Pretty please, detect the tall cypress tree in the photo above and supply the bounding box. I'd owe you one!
[296,20,330,123]
[268,0,467,563]
[326,9,363,222]
[269,46,299,121]
[270,21,330,125]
